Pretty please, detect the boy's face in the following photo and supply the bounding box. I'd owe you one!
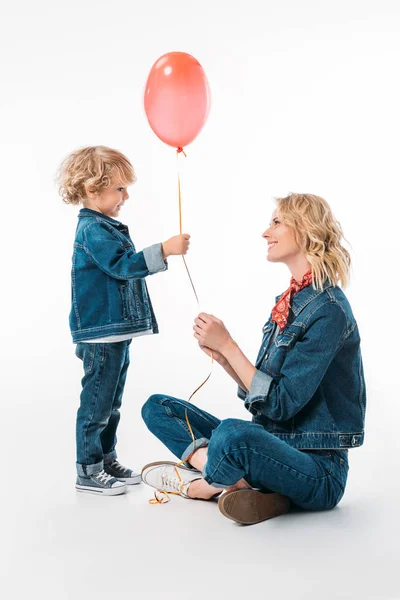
[85,181,130,218]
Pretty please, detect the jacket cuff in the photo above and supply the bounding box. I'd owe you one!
[245,369,273,409]
[237,385,248,401]
[142,243,168,274]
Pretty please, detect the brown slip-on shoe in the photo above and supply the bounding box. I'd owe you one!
[218,488,291,525]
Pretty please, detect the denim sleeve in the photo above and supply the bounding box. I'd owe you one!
[245,303,348,421]
[237,385,248,401]
[83,222,167,280]
[142,243,168,274]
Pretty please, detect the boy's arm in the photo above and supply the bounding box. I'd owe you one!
[82,221,167,280]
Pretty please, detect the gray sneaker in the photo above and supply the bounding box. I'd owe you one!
[76,469,127,496]
[104,460,141,485]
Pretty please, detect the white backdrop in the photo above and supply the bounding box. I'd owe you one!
[1,0,399,596]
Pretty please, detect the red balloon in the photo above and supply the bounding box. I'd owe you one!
[144,52,210,149]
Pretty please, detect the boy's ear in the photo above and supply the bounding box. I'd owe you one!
[84,183,96,199]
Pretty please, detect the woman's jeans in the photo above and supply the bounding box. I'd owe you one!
[141,394,349,510]
[75,340,131,476]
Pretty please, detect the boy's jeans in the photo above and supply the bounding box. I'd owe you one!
[141,394,349,510]
[75,340,131,476]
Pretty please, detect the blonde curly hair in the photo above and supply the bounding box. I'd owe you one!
[57,146,136,205]
[275,193,351,289]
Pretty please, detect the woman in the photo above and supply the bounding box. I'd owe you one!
[141,193,366,525]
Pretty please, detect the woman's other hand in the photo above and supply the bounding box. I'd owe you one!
[193,313,233,354]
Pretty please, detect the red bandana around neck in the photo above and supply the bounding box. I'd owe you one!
[271,270,313,331]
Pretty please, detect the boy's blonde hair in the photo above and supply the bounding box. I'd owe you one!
[57,145,136,205]
[275,193,351,289]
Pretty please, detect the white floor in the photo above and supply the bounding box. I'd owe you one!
[1,352,397,600]
[2,442,398,600]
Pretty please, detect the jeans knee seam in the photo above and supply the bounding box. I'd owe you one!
[173,415,194,436]
[161,399,219,429]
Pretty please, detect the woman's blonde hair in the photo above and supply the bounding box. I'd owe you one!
[57,145,136,205]
[275,193,351,289]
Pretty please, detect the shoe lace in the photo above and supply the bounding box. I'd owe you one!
[110,460,128,474]
[95,470,113,484]
[149,467,186,505]
[161,471,186,493]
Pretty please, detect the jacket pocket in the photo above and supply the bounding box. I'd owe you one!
[255,322,276,367]
[275,331,296,347]
[119,284,127,320]
[119,283,131,320]
[132,280,148,320]
[120,282,139,320]
[266,331,296,376]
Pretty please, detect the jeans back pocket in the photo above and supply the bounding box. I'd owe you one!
[75,343,95,374]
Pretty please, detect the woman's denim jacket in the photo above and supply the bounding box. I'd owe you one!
[70,209,167,343]
[238,281,366,450]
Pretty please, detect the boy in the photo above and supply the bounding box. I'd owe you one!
[58,145,190,495]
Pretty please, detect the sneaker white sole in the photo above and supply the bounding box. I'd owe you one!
[117,475,142,485]
[76,484,127,496]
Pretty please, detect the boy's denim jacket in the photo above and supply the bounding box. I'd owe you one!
[238,281,366,450]
[70,209,167,343]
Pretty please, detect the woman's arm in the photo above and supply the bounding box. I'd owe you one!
[194,314,257,392]
[200,345,249,391]
[194,306,349,422]
[220,356,250,392]
[242,304,348,421]
[219,341,257,391]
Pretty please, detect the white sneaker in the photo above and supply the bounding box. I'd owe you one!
[141,461,201,498]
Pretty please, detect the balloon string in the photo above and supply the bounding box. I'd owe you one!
[149,148,213,505]
[176,149,200,304]
[178,145,213,442]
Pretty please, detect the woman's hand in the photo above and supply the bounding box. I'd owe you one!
[193,313,234,354]
[198,344,225,364]
[195,313,256,392]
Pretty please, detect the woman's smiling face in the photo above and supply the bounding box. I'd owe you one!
[262,211,300,264]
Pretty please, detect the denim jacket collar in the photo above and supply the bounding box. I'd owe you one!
[78,208,128,232]
[275,279,333,317]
